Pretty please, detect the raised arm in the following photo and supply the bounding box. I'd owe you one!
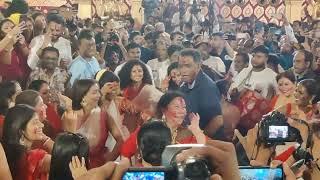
[0,143,12,180]
[0,22,26,64]
[282,13,298,43]
[105,112,124,161]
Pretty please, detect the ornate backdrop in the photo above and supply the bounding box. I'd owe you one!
[216,0,286,24]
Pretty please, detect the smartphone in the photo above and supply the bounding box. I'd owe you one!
[239,166,284,180]
[122,167,172,180]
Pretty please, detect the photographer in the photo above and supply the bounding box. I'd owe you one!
[171,1,200,33]
[69,139,241,180]
[176,140,240,180]
[235,106,320,179]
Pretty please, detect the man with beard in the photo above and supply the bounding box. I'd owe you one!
[230,45,278,99]
[28,47,69,93]
[28,14,72,71]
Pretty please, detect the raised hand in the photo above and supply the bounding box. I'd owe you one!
[188,113,207,143]
[161,76,170,92]
[61,96,78,132]
[188,113,201,132]
[69,156,87,179]
[17,34,26,45]
[7,22,26,38]
[101,82,115,96]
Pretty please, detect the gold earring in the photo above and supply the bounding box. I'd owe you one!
[19,136,25,146]
[81,98,87,107]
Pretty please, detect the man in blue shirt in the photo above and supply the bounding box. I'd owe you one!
[68,29,101,86]
[179,49,223,139]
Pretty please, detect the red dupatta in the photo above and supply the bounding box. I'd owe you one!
[15,149,48,180]
[122,84,145,100]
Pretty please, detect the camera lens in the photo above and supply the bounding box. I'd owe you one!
[184,158,211,180]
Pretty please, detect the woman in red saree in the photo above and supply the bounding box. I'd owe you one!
[0,19,30,88]
[269,71,296,111]
[272,79,318,162]
[275,79,317,121]
[0,81,22,139]
[63,79,123,168]
[95,69,129,140]
[120,91,207,159]
[2,105,51,180]
[118,60,153,133]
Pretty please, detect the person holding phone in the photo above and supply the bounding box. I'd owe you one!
[28,14,72,71]
[28,46,70,93]
[0,19,29,87]
[161,62,182,92]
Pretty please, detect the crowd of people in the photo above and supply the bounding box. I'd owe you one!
[0,0,320,179]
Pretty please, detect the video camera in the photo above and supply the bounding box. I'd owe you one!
[259,111,302,145]
[122,144,213,180]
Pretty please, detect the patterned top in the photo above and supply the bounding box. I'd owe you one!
[28,67,68,93]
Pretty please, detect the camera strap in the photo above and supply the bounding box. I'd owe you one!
[291,118,312,149]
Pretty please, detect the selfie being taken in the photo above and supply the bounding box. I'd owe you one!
[0,0,320,179]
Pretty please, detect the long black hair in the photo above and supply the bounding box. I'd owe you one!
[299,79,318,98]
[0,19,14,40]
[0,81,19,116]
[2,104,36,176]
[71,79,98,110]
[118,60,152,90]
[95,70,119,88]
[167,62,180,91]
[49,132,89,180]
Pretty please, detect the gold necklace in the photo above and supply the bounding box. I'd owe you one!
[172,128,178,144]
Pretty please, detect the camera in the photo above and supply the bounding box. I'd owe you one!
[162,144,213,180]
[190,0,201,14]
[259,111,302,144]
[107,32,120,43]
[123,144,213,180]
[224,33,236,41]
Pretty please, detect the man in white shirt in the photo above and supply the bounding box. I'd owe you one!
[195,41,226,76]
[28,14,72,70]
[114,43,154,83]
[171,1,200,33]
[230,45,278,99]
[147,41,171,89]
